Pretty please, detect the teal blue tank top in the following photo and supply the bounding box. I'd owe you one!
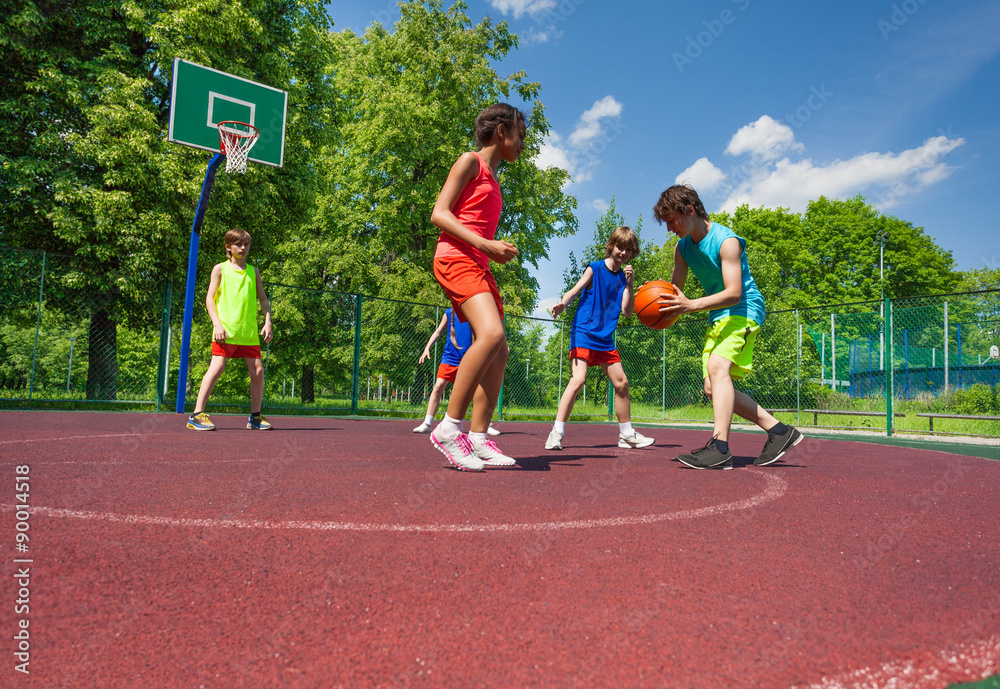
[678,222,766,325]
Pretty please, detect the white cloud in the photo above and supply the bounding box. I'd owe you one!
[711,134,965,213]
[568,96,624,147]
[725,115,804,161]
[525,27,553,43]
[536,132,572,170]
[589,198,610,213]
[533,96,624,186]
[485,0,557,19]
[675,157,726,193]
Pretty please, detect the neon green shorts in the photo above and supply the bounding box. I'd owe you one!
[702,316,760,380]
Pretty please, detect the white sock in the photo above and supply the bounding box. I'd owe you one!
[469,432,487,445]
[554,420,566,434]
[424,414,434,425]
[619,421,633,437]
[437,415,462,438]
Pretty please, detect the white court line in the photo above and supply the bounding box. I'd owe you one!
[794,635,1000,689]
[0,433,174,446]
[0,471,786,533]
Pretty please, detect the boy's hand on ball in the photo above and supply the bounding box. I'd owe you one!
[658,285,690,317]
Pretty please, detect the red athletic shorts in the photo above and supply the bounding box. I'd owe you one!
[433,255,504,323]
[569,347,620,366]
[212,342,262,359]
[436,363,460,383]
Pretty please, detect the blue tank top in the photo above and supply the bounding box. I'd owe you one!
[678,222,766,325]
[440,308,472,365]
[570,260,627,351]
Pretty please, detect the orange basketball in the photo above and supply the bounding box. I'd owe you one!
[634,280,679,330]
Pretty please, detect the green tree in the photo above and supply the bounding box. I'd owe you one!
[1,0,337,398]
[717,196,960,309]
[289,0,577,310]
[275,0,577,401]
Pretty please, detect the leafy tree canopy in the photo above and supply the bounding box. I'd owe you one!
[713,195,960,310]
[284,0,577,314]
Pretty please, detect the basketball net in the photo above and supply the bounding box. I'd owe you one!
[217,121,260,174]
[990,345,999,361]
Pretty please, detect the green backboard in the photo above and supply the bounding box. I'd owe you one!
[168,58,287,168]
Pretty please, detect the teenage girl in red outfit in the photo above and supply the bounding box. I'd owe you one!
[428,103,526,471]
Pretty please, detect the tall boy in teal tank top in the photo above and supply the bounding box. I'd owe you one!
[187,228,274,432]
[653,185,803,470]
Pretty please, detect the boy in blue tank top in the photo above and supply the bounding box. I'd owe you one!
[653,185,802,469]
[413,308,499,437]
[545,226,654,451]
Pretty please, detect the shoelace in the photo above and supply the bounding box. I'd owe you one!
[454,433,475,456]
[482,440,502,454]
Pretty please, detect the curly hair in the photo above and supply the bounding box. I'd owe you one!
[653,185,709,223]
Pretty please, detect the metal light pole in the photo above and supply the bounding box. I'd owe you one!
[66,337,76,392]
[876,229,890,301]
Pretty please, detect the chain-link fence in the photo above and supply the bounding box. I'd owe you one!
[3,248,998,438]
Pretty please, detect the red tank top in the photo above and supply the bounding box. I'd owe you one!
[434,151,503,269]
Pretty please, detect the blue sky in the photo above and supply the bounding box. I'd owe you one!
[327,0,1000,317]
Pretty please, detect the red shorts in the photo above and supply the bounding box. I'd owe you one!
[569,347,620,366]
[436,363,460,383]
[433,255,504,322]
[212,342,262,359]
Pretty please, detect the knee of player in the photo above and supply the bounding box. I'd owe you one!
[477,324,506,348]
[613,376,629,395]
[703,379,713,398]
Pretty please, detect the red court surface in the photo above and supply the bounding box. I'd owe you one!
[1,410,998,688]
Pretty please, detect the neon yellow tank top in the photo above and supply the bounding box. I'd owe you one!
[214,262,259,345]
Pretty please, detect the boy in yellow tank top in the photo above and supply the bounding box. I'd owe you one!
[187,228,274,431]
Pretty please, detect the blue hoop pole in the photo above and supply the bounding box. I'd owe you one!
[175,153,224,413]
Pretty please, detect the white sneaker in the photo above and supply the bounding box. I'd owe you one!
[487,424,501,437]
[618,430,654,449]
[545,429,563,450]
[430,429,484,472]
[472,438,516,467]
[413,421,433,433]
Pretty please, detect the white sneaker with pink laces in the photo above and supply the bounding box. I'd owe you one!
[472,438,517,467]
[430,429,484,472]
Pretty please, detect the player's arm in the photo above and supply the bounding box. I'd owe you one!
[621,264,635,317]
[551,266,593,317]
[255,267,272,344]
[661,237,743,317]
[419,313,449,364]
[430,152,519,264]
[670,244,688,291]
[205,264,228,343]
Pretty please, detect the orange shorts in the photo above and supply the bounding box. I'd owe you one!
[436,363,460,383]
[212,342,262,359]
[433,255,504,323]
[569,347,620,366]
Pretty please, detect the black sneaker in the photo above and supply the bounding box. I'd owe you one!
[677,443,732,470]
[754,425,803,466]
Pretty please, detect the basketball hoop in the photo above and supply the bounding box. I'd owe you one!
[217,121,260,174]
[990,345,999,361]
